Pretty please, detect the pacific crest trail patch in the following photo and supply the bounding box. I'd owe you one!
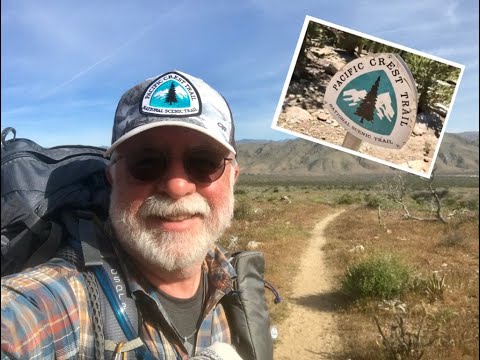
[141,71,202,117]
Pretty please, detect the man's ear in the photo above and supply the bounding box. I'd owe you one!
[233,163,240,184]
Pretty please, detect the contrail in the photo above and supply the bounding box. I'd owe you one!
[38,20,159,100]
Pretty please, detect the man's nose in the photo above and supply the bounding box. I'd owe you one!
[155,157,196,199]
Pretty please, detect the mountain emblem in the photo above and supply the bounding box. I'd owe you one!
[337,70,397,136]
[150,80,191,108]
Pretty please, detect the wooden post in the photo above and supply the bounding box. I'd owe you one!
[342,132,362,151]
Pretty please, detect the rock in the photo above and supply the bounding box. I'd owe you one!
[310,46,338,58]
[280,195,291,204]
[317,112,330,121]
[349,245,365,252]
[325,58,347,76]
[378,299,407,313]
[413,123,428,136]
[228,235,239,250]
[285,107,312,124]
[246,241,261,250]
[406,160,429,172]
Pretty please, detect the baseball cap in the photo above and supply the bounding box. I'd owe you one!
[105,70,236,157]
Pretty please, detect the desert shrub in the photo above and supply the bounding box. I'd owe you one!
[439,231,465,247]
[364,193,381,208]
[341,255,411,300]
[337,193,357,205]
[234,188,248,195]
[443,196,460,208]
[409,275,428,293]
[425,272,447,302]
[411,188,449,205]
[234,199,254,220]
[410,190,430,204]
[458,198,479,211]
[375,309,439,360]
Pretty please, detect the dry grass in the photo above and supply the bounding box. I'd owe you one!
[219,183,478,359]
[218,186,335,324]
[324,207,479,359]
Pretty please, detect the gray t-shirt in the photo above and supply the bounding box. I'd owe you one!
[157,272,206,355]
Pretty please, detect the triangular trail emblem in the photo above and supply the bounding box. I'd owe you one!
[141,72,201,117]
[324,53,417,149]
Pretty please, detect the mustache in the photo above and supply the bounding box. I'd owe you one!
[138,194,211,219]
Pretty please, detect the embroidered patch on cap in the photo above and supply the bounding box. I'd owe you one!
[140,71,202,117]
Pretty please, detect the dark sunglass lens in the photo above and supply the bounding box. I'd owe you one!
[186,151,225,183]
[127,154,167,182]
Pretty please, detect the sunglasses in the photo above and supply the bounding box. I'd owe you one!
[111,149,234,184]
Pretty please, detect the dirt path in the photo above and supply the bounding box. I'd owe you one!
[274,210,345,360]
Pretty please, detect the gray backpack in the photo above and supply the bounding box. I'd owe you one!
[1,127,277,359]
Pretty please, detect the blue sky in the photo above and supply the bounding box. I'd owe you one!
[2,0,478,147]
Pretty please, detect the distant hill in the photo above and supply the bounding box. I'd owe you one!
[236,139,273,145]
[435,132,479,173]
[453,131,479,145]
[236,132,479,176]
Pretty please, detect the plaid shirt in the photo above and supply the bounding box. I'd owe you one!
[1,246,236,360]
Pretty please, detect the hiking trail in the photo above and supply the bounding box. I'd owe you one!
[274,209,345,359]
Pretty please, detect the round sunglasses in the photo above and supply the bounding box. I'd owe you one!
[111,149,234,184]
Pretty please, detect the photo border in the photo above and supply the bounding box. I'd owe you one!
[271,15,466,178]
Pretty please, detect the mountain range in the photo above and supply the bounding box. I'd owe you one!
[236,132,479,176]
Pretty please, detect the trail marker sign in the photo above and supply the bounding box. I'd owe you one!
[324,53,417,149]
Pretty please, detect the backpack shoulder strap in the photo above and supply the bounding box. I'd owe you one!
[75,212,155,360]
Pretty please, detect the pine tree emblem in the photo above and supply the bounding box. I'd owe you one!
[165,82,178,105]
[355,76,380,124]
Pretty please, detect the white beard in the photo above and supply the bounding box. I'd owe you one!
[109,179,234,272]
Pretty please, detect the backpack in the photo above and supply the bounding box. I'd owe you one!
[1,127,110,275]
[1,127,278,359]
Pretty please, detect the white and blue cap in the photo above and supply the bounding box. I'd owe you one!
[105,70,236,157]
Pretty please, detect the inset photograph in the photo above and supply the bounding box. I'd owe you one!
[272,16,464,178]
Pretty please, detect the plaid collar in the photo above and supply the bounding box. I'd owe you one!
[118,245,236,307]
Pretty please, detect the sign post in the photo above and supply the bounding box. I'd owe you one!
[341,132,362,151]
[324,53,417,151]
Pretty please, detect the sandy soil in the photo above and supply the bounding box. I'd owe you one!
[274,210,345,360]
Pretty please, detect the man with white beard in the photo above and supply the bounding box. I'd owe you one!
[1,71,261,359]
